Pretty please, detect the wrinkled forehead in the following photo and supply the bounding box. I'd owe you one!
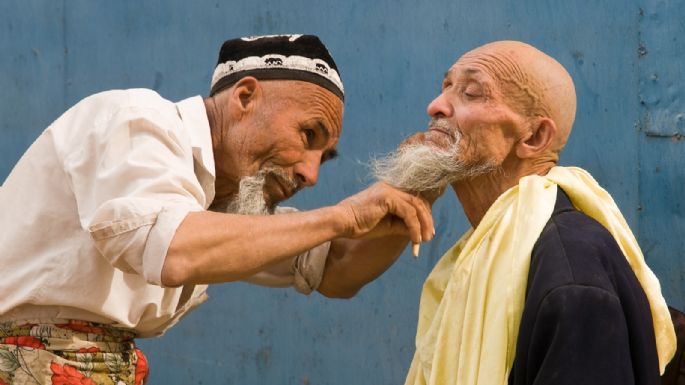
[311,86,344,139]
[448,45,527,86]
[275,80,344,138]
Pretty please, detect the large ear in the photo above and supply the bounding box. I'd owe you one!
[515,117,557,158]
[228,76,261,117]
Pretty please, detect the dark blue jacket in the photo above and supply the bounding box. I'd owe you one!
[508,189,660,385]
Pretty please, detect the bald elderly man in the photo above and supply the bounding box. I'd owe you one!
[0,35,433,384]
[373,41,676,385]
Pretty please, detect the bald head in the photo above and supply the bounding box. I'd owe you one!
[456,40,576,153]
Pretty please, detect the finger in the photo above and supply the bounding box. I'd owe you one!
[375,186,433,243]
[378,182,435,238]
[386,197,423,246]
[392,189,434,242]
[412,243,421,258]
[408,195,434,241]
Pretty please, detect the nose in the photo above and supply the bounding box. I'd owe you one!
[293,152,321,187]
[426,93,453,118]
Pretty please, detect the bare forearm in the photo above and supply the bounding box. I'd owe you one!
[317,235,410,298]
[163,206,347,286]
[163,182,434,290]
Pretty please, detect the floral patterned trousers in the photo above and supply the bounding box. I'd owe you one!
[0,320,149,385]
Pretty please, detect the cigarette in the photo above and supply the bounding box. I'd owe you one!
[412,243,420,258]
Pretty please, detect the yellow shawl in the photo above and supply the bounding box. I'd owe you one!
[405,166,675,385]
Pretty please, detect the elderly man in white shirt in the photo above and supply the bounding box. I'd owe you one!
[0,35,434,385]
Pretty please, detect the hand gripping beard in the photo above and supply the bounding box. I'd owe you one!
[371,118,497,193]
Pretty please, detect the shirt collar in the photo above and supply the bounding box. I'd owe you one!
[175,95,216,206]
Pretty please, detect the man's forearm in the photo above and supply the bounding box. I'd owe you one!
[317,235,410,298]
[162,206,348,286]
[162,182,434,289]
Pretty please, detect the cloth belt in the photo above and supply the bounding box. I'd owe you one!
[0,319,149,385]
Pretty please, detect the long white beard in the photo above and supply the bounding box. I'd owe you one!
[225,172,272,215]
[371,119,497,192]
[211,167,295,216]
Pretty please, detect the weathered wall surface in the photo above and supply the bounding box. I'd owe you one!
[1,1,682,383]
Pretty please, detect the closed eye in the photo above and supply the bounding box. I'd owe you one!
[462,84,484,99]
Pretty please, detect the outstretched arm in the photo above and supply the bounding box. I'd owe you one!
[161,182,434,287]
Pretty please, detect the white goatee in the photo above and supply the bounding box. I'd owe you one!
[225,172,271,215]
[211,167,297,216]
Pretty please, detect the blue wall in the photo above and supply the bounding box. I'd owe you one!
[1,1,683,383]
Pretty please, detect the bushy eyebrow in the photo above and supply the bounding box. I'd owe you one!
[462,67,483,76]
[445,67,483,80]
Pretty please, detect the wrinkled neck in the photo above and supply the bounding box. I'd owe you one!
[452,158,556,228]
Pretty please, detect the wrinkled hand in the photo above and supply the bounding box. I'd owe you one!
[336,182,435,245]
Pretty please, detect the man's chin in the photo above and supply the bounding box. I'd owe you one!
[263,192,287,214]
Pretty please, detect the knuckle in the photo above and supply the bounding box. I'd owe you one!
[410,196,422,206]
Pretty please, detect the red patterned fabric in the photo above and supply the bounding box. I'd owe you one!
[0,320,149,385]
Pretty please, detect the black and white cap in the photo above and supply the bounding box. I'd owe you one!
[210,34,344,100]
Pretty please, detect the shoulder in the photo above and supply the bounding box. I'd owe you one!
[512,195,660,385]
[529,209,628,292]
[50,89,179,133]
[529,212,627,320]
[81,88,177,117]
[524,201,655,328]
[529,208,630,321]
[81,88,171,106]
[50,89,192,162]
[542,209,620,260]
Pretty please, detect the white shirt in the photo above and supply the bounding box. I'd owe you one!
[0,89,329,337]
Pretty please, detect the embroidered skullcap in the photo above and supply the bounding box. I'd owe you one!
[210,34,344,100]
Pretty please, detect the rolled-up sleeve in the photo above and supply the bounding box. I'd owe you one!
[291,240,331,294]
[88,201,197,285]
[61,104,208,286]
